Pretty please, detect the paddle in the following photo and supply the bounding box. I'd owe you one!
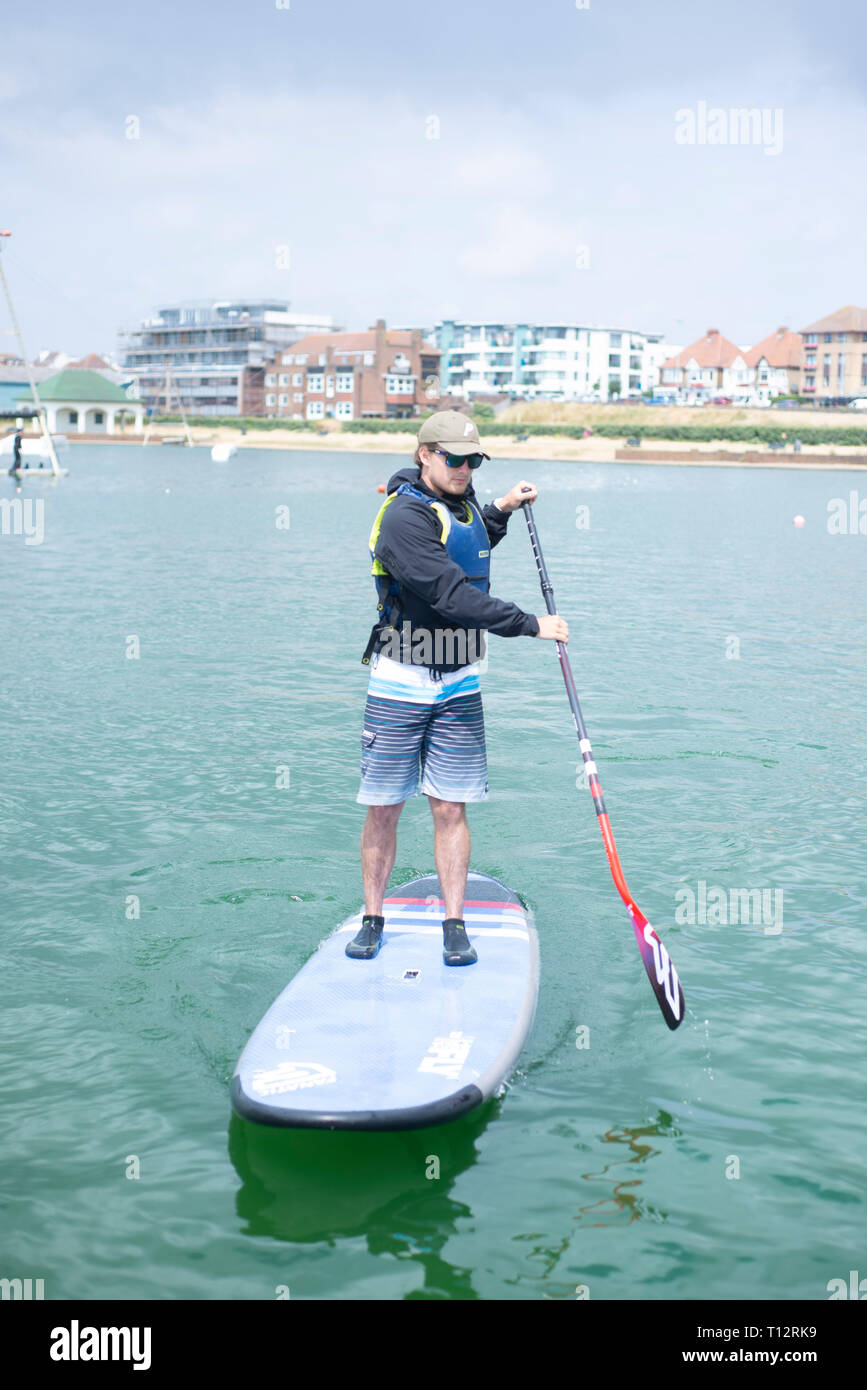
[521,494,685,1030]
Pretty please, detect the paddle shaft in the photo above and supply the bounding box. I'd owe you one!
[522,496,685,1029]
[523,499,630,898]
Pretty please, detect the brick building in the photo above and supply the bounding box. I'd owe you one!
[800,306,867,401]
[263,319,440,421]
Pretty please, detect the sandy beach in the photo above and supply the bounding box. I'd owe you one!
[64,421,867,469]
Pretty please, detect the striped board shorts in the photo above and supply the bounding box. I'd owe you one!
[357,653,488,806]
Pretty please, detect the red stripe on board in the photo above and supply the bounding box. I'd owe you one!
[382,896,523,911]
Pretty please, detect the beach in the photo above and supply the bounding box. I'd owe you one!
[64,420,867,469]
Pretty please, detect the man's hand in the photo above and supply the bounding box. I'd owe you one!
[536,615,568,642]
[494,480,537,512]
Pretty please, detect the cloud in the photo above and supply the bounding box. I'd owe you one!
[2,60,866,354]
[457,202,575,279]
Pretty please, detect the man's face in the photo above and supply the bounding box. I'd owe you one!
[419,444,473,498]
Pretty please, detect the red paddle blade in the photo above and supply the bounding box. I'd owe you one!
[629,905,685,1030]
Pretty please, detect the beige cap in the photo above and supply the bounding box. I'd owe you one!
[417,409,490,458]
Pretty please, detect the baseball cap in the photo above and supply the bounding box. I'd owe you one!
[417,410,490,459]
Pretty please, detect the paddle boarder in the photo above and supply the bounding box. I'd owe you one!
[9,427,23,474]
[348,410,568,966]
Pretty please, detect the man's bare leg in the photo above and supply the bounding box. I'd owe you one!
[429,796,477,965]
[361,801,405,915]
[348,802,405,960]
[428,796,469,918]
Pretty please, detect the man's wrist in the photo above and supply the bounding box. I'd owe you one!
[493,496,512,513]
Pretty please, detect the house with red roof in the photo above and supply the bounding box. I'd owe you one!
[743,327,802,403]
[659,328,752,403]
[263,319,440,421]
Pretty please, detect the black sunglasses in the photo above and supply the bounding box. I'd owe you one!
[433,447,485,470]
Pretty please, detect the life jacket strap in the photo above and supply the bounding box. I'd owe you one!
[361,620,386,666]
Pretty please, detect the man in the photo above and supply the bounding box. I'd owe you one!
[10,428,23,475]
[348,410,568,967]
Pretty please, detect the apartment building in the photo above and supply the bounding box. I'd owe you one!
[120,299,335,416]
[434,320,664,401]
[800,306,867,401]
[263,319,440,420]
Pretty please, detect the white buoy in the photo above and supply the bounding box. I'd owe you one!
[211,443,238,463]
[793,515,805,528]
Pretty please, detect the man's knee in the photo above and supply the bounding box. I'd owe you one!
[428,795,466,825]
[365,801,405,830]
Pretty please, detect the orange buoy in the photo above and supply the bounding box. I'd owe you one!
[377,483,386,493]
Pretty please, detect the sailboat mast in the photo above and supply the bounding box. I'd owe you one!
[169,364,194,446]
[0,231,63,477]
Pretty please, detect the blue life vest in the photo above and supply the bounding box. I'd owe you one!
[362,482,491,662]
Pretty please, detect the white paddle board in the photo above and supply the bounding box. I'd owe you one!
[231,871,539,1130]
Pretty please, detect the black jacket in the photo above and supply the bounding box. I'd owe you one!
[368,465,539,671]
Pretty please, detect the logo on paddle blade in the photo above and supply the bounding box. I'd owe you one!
[250,1061,337,1096]
[642,923,682,1021]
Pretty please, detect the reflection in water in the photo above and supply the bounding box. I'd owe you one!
[576,1110,679,1226]
[228,1103,499,1299]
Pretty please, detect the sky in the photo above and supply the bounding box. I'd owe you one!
[1,0,865,358]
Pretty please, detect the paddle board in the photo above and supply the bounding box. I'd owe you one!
[231,871,539,1131]
[8,466,69,478]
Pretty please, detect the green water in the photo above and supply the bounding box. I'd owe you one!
[1,445,864,1301]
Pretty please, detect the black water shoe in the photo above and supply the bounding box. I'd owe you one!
[345,914,385,959]
[442,918,477,966]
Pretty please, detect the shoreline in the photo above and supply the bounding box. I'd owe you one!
[60,428,867,470]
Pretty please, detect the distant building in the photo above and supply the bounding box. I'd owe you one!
[433,320,663,401]
[69,352,114,369]
[16,368,144,434]
[660,328,752,403]
[34,350,128,382]
[645,341,683,395]
[743,327,802,403]
[120,299,335,417]
[800,306,867,401]
[2,352,136,414]
[35,350,77,372]
[0,362,54,413]
[68,351,129,386]
[59,351,134,392]
[263,319,440,420]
